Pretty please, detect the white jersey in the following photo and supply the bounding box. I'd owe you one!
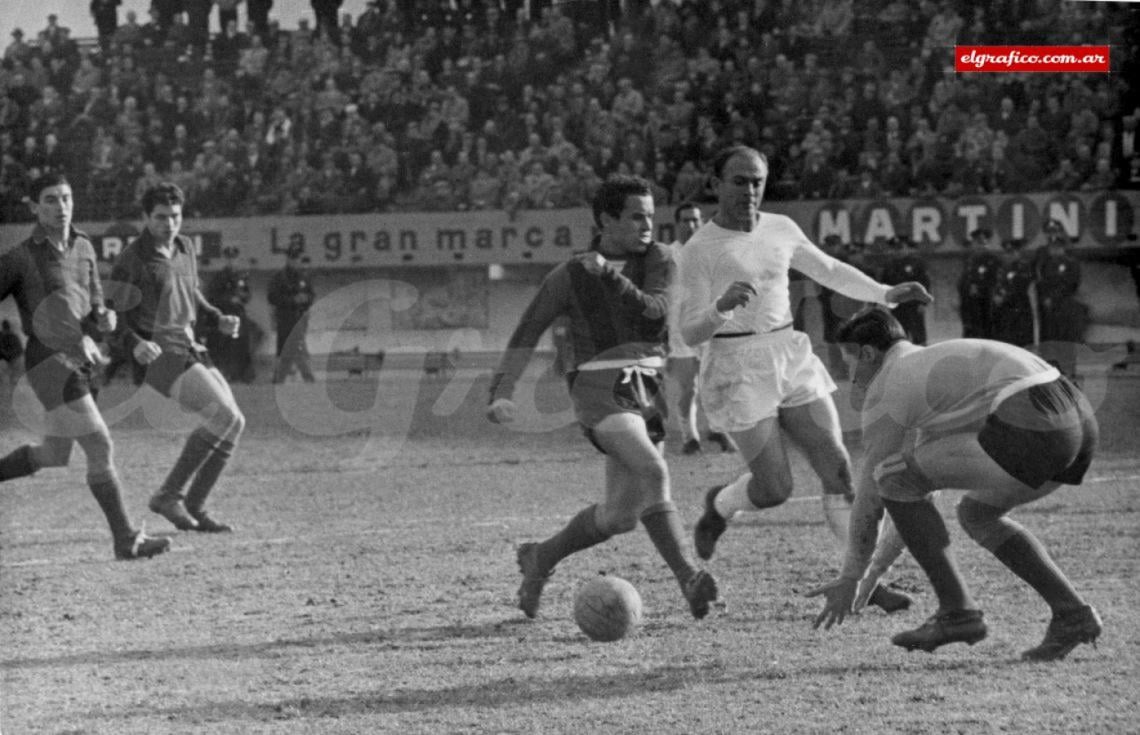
[676,215,891,347]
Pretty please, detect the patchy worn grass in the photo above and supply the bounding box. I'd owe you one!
[2,367,1138,734]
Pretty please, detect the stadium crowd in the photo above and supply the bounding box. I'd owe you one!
[2,0,1139,223]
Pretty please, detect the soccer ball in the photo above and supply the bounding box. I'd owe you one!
[573,574,643,642]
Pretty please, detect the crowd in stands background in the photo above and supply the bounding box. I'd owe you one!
[2,0,1139,224]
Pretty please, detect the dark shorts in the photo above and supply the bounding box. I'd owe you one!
[567,366,668,454]
[24,351,95,411]
[133,348,213,397]
[978,376,1098,488]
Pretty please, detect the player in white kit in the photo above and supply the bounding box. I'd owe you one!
[677,146,933,613]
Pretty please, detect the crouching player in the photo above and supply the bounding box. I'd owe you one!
[809,307,1101,661]
[487,175,720,621]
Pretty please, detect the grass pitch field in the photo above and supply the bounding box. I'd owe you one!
[2,356,1138,734]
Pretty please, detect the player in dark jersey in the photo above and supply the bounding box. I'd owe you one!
[0,173,169,560]
[107,183,244,535]
[488,175,719,622]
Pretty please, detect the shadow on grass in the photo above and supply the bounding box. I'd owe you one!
[97,658,1019,723]
[0,618,533,670]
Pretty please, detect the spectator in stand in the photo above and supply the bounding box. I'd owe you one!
[850,167,884,200]
[5,28,31,62]
[880,150,914,197]
[311,0,344,45]
[520,160,556,209]
[91,0,122,51]
[1080,156,1117,191]
[799,150,834,201]
[991,96,1023,139]
[248,0,274,38]
[469,165,503,210]
[1043,156,1086,192]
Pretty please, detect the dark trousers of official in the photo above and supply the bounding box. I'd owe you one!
[1039,299,1085,378]
[274,325,315,383]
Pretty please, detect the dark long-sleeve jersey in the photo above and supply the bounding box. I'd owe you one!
[489,241,673,402]
[105,230,220,354]
[0,224,103,366]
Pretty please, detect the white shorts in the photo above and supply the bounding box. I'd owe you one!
[698,329,836,432]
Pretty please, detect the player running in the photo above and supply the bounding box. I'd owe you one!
[0,173,169,560]
[676,145,930,613]
[488,174,719,621]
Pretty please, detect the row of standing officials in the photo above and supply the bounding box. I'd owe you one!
[804,220,1086,381]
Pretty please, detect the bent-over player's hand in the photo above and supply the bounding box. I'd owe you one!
[133,339,162,366]
[805,576,858,630]
[218,314,241,338]
[885,282,933,306]
[79,335,109,367]
[486,397,517,424]
[715,281,757,312]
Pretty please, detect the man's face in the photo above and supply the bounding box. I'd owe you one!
[675,206,703,243]
[602,194,654,255]
[715,151,767,230]
[144,203,183,244]
[31,182,73,235]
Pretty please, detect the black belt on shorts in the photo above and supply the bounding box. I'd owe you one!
[713,322,792,339]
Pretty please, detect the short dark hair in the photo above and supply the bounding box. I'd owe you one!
[592,174,651,228]
[673,201,701,222]
[140,182,185,215]
[28,172,69,202]
[835,307,908,352]
[710,145,768,179]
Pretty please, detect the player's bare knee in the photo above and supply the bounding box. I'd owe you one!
[228,407,247,439]
[75,430,114,472]
[956,497,1016,551]
[206,403,244,439]
[597,506,639,536]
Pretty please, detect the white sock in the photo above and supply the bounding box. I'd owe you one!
[714,473,755,520]
[821,493,851,547]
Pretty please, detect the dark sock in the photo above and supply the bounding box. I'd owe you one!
[535,504,611,573]
[991,529,1083,613]
[641,502,697,586]
[185,440,235,513]
[0,445,37,481]
[883,497,974,611]
[88,474,135,542]
[158,429,216,499]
